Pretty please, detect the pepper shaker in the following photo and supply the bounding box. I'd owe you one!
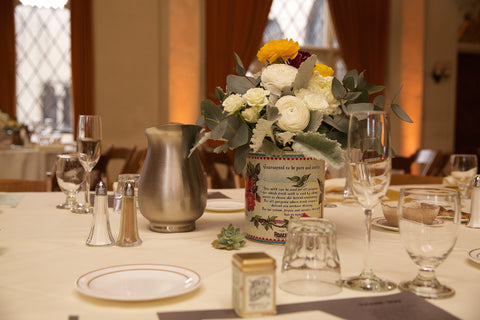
[86,181,115,246]
[467,175,480,228]
[116,182,142,246]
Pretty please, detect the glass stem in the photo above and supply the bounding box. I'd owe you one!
[85,170,91,206]
[66,192,76,207]
[361,208,374,278]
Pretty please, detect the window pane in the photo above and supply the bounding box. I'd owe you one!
[15,4,72,133]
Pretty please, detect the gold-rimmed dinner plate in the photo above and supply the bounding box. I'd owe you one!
[206,199,244,212]
[468,248,480,264]
[372,216,445,232]
[74,264,201,301]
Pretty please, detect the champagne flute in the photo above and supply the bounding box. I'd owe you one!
[55,153,86,212]
[76,115,102,213]
[343,110,396,291]
[398,187,460,298]
[449,154,477,200]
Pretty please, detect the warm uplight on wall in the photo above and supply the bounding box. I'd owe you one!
[399,0,425,156]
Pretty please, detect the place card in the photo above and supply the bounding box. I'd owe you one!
[156,291,459,320]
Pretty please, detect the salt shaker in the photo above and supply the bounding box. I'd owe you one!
[116,182,142,246]
[86,181,115,246]
[467,175,480,228]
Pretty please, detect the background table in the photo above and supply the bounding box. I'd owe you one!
[0,145,66,180]
[0,189,479,319]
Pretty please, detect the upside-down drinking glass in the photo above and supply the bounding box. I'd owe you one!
[398,187,461,298]
[75,115,102,214]
[55,153,86,211]
[343,110,396,292]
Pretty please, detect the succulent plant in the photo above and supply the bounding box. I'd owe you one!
[211,224,246,250]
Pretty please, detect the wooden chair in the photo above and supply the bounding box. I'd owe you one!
[392,149,444,176]
[93,145,137,189]
[390,174,443,185]
[0,177,52,192]
[198,145,244,189]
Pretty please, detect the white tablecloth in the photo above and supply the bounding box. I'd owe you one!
[0,145,66,180]
[0,189,479,320]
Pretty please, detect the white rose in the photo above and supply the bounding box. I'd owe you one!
[243,88,269,107]
[302,93,330,112]
[275,96,310,132]
[241,107,260,123]
[222,94,244,113]
[261,64,298,96]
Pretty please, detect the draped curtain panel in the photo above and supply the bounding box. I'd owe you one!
[71,0,94,136]
[0,0,16,116]
[328,0,390,87]
[205,0,272,101]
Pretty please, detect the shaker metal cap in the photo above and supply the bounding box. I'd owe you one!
[473,175,480,188]
[95,181,107,196]
[123,181,135,196]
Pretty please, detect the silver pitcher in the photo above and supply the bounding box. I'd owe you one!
[138,123,207,232]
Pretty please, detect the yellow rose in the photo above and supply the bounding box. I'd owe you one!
[313,63,334,77]
[257,39,300,64]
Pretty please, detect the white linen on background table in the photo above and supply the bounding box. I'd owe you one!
[0,189,479,320]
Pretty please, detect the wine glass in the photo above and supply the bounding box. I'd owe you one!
[55,153,86,211]
[398,187,461,298]
[343,110,396,291]
[76,115,102,213]
[449,154,477,200]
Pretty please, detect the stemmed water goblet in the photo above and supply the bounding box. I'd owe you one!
[55,153,86,212]
[75,115,102,213]
[398,187,461,298]
[449,154,477,200]
[343,110,396,292]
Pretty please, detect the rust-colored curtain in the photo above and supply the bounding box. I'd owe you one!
[71,0,94,134]
[206,0,272,100]
[0,0,16,116]
[328,0,390,86]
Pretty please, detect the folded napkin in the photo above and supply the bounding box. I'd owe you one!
[0,193,24,208]
[442,175,457,187]
[325,178,346,193]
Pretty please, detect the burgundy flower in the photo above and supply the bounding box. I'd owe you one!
[246,177,255,191]
[287,50,312,68]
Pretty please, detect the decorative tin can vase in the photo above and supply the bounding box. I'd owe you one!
[245,152,325,244]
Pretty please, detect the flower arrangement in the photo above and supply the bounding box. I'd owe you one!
[0,110,25,133]
[194,39,411,172]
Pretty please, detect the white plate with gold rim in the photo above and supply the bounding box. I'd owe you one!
[468,248,480,264]
[372,217,445,232]
[206,199,244,212]
[74,264,201,301]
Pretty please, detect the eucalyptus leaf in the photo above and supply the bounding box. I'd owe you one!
[344,91,362,101]
[323,115,348,133]
[226,75,256,94]
[354,90,371,103]
[332,78,345,99]
[343,76,355,91]
[260,139,283,156]
[293,54,316,91]
[233,52,246,76]
[358,71,367,89]
[266,106,280,121]
[215,87,226,102]
[373,95,385,107]
[234,144,250,173]
[210,118,229,140]
[201,100,224,130]
[281,86,294,96]
[326,130,348,148]
[228,117,250,148]
[365,83,385,95]
[196,115,205,125]
[392,104,413,123]
[348,103,374,113]
[305,110,323,132]
[292,133,345,168]
[343,70,358,88]
[392,85,403,102]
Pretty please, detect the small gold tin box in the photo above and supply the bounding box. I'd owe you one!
[232,252,276,318]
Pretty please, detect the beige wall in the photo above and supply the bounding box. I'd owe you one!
[92,0,203,149]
